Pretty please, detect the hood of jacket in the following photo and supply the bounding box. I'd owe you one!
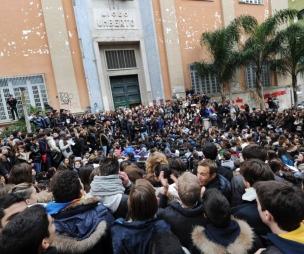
[53,220,107,254]
[192,218,254,254]
[53,197,114,241]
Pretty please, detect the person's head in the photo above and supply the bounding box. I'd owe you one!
[0,192,28,229]
[0,205,55,254]
[240,159,274,188]
[177,172,201,207]
[10,183,38,206]
[79,164,94,193]
[128,179,158,221]
[202,142,218,160]
[242,144,267,161]
[98,158,119,176]
[124,164,145,183]
[8,163,33,185]
[74,160,82,170]
[146,152,168,175]
[197,159,217,187]
[255,181,304,232]
[50,170,82,202]
[203,189,231,228]
[63,158,69,166]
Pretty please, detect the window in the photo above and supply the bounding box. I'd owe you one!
[105,50,137,70]
[190,64,219,95]
[239,0,263,5]
[246,63,271,89]
[0,74,48,121]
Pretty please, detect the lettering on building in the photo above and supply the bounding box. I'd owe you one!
[94,9,137,30]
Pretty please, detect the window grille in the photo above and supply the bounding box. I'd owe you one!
[246,63,271,88]
[190,64,219,95]
[105,50,137,70]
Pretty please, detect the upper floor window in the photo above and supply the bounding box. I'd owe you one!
[239,0,263,5]
[190,64,219,95]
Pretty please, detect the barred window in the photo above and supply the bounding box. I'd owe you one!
[190,64,219,95]
[0,74,48,121]
[105,50,137,70]
[239,0,263,4]
[246,63,271,89]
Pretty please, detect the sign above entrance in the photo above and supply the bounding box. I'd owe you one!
[94,9,137,30]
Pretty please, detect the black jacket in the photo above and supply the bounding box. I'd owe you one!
[205,174,232,202]
[232,200,271,237]
[157,201,206,253]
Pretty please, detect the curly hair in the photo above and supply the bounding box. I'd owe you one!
[145,152,168,175]
[50,170,81,202]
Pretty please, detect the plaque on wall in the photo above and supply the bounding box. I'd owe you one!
[94,9,137,30]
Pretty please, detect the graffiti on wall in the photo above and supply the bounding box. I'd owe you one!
[59,92,73,106]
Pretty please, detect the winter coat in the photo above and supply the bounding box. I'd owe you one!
[157,201,206,254]
[261,233,304,254]
[232,200,271,237]
[192,218,256,254]
[205,174,232,202]
[51,197,114,254]
[111,218,171,254]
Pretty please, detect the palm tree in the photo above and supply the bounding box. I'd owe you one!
[195,20,243,103]
[239,9,298,109]
[270,22,304,105]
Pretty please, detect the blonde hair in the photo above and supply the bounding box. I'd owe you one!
[145,152,168,175]
[177,172,201,207]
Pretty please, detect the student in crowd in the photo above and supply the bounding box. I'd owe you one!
[0,205,56,254]
[192,189,261,254]
[232,159,275,237]
[111,179,184,254]
[158,172,206,253]
[47,170,114,254]
[197,159,232,201]
[89,158,129,219]
[255,181,304,254]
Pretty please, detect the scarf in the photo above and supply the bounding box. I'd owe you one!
[90,175,125,196]
[89,175,125,212]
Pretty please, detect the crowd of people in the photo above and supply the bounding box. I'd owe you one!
[0,93,303,254]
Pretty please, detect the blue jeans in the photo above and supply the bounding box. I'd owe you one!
[34,162,42,173]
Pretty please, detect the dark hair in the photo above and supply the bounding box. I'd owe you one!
[50,170,81,202]
[202,143,218,160]
[240,159,274,186]
[154,164,172,180]
[203,189,231,228]
[169,158,186,173]
[198,159,218,175]
[128,179,158,221]
[255,181,304,231]
[0,193,27,227]
[99,158,119,176]
[79,165,94,193]
[242,145,267,161]
[8,163,33,185]
[0,205,50,254]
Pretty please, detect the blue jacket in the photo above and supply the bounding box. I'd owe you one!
[111,218,171,254]
[51,198,114,254]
